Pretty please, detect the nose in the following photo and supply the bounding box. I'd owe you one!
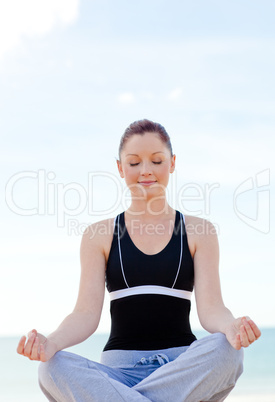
[140,161,153,176]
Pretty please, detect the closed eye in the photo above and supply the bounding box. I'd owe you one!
[129,161,162,167]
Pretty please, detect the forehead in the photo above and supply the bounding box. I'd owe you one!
[122,132,167,155]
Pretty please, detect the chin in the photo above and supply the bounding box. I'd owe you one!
[131,186,166,198]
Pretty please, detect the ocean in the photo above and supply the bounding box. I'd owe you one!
[1,328,274,401]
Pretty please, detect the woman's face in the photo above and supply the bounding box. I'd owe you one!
[117,132,176,200]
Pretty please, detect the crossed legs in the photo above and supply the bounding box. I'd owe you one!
[38,333,244,402]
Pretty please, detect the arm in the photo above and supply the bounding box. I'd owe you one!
[47,224,106,350]
[193,218,261,350]
[17,221,107,361]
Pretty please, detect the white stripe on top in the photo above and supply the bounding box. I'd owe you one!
[117,214,130,288]
[116,212,184,290]
[109,285,192,301]
[171,212,183,288]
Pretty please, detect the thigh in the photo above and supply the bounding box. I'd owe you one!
[39,351,150,402]
[40,351,132,385]
[133,333,243,402]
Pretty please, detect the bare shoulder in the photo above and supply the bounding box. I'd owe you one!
[183,215,218,257]
[184,215,218,235]
[81,217,116,264]
[75,217,116,316]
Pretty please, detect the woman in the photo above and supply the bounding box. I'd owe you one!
[17,119,261,402]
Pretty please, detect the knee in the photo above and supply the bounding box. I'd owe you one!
[213,333,244,377]
[38,351,68,391]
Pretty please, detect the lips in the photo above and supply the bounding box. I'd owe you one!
[138,181,157,185]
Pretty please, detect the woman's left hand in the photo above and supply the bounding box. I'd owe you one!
[225,317,261,350]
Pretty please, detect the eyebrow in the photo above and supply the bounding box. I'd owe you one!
[125,152,165,156]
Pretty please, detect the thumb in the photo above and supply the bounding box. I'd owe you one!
[27,329,37,338]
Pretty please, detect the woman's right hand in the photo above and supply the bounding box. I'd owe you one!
[17,329,57,362]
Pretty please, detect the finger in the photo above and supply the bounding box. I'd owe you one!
[242,318,256,343]
[27,329,37,338]
[23,332,36,357]
[30,337,40,361]
[247,319,261,339]
[40,343,46,362]
[234,333,242,350]
[17,336,26,355]
[240,324,249,348]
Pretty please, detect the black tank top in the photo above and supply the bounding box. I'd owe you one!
[103,210,196,351]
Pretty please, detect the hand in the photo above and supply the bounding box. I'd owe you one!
[225,317,261,350]
[17,329,57,362]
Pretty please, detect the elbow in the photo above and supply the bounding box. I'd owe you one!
[197,312,212,333]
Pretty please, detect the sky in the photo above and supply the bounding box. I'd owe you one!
[1,0,274,336]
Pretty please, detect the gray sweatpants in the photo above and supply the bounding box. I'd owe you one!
[38,333,244,402]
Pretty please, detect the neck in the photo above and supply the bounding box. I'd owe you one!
[127,197,173,220]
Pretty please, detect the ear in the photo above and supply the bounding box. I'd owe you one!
[116,159,124,178]
[170,154,176,173]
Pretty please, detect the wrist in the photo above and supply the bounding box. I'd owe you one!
[47,333,62,352]
[223,316,238,335]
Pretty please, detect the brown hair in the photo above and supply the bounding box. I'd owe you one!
[118,119,173,160]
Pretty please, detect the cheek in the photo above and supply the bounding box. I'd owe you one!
[124,167,138,181]
[158,163,170,177]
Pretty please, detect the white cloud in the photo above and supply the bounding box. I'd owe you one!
[117,92,135,104]
[0,0,80,60]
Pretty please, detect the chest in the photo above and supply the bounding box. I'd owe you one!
[106,213,195,292]
[125,220,175,255]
